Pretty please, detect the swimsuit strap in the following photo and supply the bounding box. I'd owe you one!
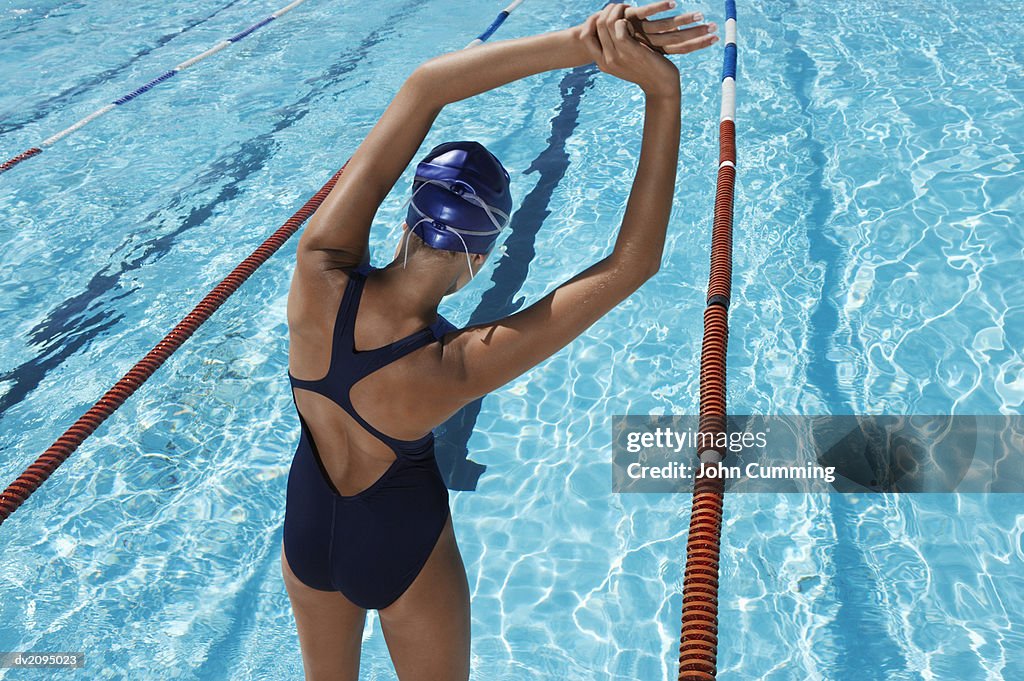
[289,266,450,457]
[334,268,439,364]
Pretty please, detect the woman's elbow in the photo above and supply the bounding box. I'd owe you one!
[640,260,661,284]
[407,60,445,107]
[611,261,660,300]
[603,255,660,297]
[627,258,661,290]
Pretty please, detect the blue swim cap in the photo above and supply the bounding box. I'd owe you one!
[405,141,512,255]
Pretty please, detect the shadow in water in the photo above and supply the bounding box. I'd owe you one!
[826,496,909,679]
[778,7,848,412]
[775,3,897,673]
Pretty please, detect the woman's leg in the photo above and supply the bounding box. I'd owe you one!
[378,516,471,681]
[282,543,367,681]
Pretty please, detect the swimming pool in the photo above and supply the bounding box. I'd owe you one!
[1,0,1022,678]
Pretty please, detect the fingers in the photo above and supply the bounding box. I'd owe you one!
[644,10,703,33]
[624,16,667,56]
[612,6,655,61]
[621,4,719,57]
[647,20,719,53]
[612,15,646,59]
[614,16,630,41]
[659,29,716,54]
[628,0,677,21]
[595,4,627,69]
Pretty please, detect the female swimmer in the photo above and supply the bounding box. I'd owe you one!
[281,3,719,679]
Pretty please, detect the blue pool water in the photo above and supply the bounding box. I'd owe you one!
[1,0,1022,679]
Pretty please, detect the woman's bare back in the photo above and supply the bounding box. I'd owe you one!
[287,266,452,496]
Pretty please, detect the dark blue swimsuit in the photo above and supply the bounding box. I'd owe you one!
[283,265,457,610]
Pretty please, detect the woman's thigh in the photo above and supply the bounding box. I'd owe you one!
[282,543,366,681]
[378,516,471,681]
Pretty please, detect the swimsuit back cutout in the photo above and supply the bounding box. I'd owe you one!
[287,264,456,461]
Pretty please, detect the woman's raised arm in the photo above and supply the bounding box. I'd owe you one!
[296,19,600,266]
[296,2,696,266]
[438,4,719,404]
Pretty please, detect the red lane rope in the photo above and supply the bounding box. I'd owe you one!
[0,165,346,526]
[0,147,43,174]
[677,116,737,680]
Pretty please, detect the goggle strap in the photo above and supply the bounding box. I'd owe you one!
[411,177,510,231]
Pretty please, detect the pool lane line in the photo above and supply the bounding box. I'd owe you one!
[677,2,737,680]
[467,0,524,46]
[0,0,311,176]
[0,0,529,527]
[1,0,249,138]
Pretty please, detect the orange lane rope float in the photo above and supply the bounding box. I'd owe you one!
[678,1,737,679]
